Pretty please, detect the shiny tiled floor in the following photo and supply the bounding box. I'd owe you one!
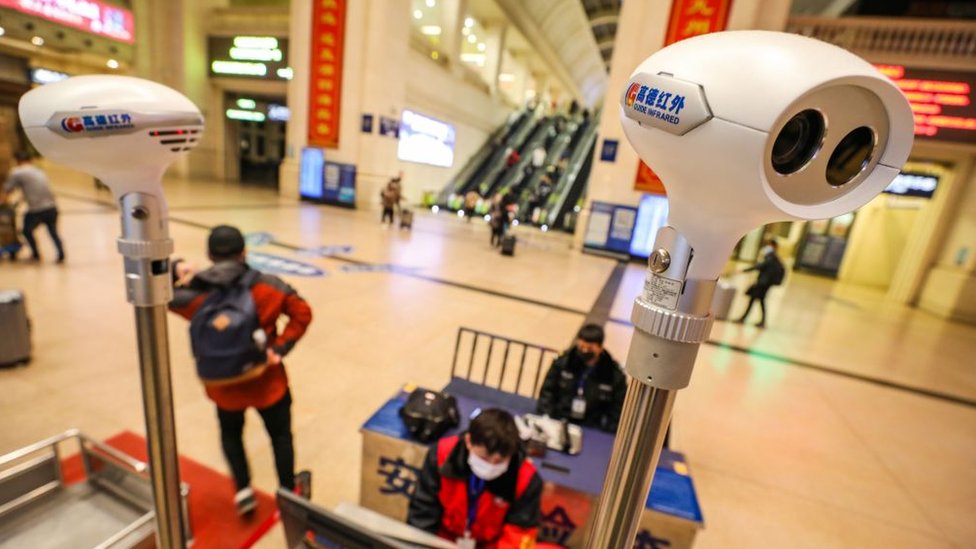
[1,165,974,548]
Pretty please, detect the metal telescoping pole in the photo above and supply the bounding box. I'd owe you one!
[119,192,186,549]
[586,227,716,548]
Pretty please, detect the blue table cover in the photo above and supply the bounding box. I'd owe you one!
[361,378,703,523]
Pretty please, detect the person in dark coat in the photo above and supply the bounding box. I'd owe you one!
[488,194,505,248]
[536,324,627,433]
[408,409,542,549]
[734,239,785,328]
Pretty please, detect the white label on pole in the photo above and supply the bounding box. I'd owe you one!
[644,275,682,310]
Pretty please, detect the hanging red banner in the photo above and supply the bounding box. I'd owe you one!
[307,0,346,149]
[635,0,733,194]
[664,0,733,46]
[635,161,667,195]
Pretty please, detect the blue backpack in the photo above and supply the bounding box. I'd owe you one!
[190,270,267,384]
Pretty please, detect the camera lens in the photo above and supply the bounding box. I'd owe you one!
[771,110,825,175]
[826,126,876,187]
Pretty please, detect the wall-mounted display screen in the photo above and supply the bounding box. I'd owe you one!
[883,172,939,199]
[0,0,134,43]
[397,109,455,168]
[30,67,69,85]
[629,194,671,258]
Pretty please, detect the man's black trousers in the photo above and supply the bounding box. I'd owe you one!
[216,390,295,491]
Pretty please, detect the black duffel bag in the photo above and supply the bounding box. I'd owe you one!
[399,388,460,443]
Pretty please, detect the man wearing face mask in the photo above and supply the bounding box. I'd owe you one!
[734,239,785,328]
[536,324,627,433]
[407,408,542,549]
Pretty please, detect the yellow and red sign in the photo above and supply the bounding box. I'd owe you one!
[663,0,733,46]
[876,64,975,144]
[308,0,346,149]
[635,160,667,195]
[635,0,732,194]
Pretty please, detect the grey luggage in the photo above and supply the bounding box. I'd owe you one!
[399,209,413,229]
[0,290,30,366]
[500,235,516,256]
[710,280,736,320]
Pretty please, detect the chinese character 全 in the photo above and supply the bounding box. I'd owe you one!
[540,506,577,546]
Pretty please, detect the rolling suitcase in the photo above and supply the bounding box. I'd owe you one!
[399,209,413,229]
[500,235,516,256]
[710,279,737,320]
[0,290,31,366]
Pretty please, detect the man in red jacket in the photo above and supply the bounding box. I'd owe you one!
[169,225,313,516]
[408,408,542,549]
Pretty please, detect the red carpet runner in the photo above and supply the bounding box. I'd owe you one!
[61,431,279,549]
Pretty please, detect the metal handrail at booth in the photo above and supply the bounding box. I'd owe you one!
[0,430,192,548]
[450,326,561,398]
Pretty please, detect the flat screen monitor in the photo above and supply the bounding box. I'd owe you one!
[277,489,412,549]
[882,172,939,199]
[300,147,325,199]
[629,194,670,258]
[397,109,456,168]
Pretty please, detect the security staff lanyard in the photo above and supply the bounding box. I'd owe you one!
[461,475,486,548]
[571,367,592,419]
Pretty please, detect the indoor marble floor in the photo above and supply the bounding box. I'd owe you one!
[1,165,974,548]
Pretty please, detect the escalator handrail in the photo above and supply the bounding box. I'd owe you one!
[513,125,576,215]
[473,114,541,198]
[487,117,556,198]
[544,119,599,225]
[438,111,528,203]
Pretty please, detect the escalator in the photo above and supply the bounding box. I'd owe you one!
[484,116,556,199]
[469,113,540,198]
[549,141,594,231]
[514,116,586,221]
[437,112,528,206]
[539,118,599,231]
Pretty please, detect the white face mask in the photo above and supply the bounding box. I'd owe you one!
[467,452,509,481]
[760,245,773,257]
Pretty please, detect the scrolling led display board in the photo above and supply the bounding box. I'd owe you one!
[0,0,134,43]
[876,64,976,144]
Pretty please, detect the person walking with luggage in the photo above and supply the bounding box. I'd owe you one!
[463,190,480,222]
[408,408,542,549]
[169,225,313,515]
[734,239,785,328]
[0,152,65,263]
[488,194,505,248]
[380,179,402,225]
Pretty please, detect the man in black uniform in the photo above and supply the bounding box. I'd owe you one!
[536,324,627,433]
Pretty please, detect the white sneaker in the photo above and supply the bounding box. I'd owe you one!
[234,487,257,516]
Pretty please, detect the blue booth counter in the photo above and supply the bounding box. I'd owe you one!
[359,378,703,548]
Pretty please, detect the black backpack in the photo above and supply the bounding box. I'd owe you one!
[190,270,267,384]
[769,258,786,286]
[399,388,460,443]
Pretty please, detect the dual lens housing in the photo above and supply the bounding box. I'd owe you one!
[771,109,877,187]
